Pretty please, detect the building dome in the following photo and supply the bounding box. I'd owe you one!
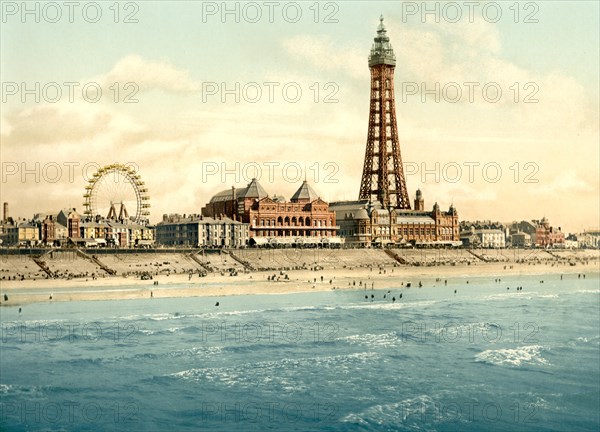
[355,208,370,220]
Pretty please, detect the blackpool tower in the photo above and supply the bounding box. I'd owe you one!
[358,16,411,210]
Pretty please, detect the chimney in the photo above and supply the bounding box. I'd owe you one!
[231,186,236,221]
[3,202,7,223]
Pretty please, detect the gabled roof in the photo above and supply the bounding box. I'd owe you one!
[290,181,320,202]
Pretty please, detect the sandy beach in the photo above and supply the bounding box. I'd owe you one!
[1,248,598,306]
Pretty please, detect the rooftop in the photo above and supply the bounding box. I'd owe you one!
[290,180,320,202]
[209,178,269,203]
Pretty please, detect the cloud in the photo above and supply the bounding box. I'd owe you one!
[0,116,13,136]
[93,54,200,93]
[281,35,368,80]
[534,170,594,195]
[0,102,146,148]
[2,104,112,146]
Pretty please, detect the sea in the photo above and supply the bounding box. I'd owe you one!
[1,272,599,431]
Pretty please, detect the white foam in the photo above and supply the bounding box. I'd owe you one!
[572,289,600,294]
[342,395,436,424]
[475,345,549,366]
[341,332,400,348]
[344,300,438,311]
[170,351,380,387]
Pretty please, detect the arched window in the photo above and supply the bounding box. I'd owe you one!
[277,216,283,226]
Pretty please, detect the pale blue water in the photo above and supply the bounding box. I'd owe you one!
[1,273,599,431]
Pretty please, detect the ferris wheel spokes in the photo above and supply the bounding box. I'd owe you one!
[83,164,150,224]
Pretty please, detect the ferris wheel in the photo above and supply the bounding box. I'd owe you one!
[83,163,150,224]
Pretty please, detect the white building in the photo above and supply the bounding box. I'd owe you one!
[155,214,249,248]
[462,228,506,248]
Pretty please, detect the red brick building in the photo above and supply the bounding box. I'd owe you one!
[202,179,338,240]
[41,216,56,245]
[514,217,565,248]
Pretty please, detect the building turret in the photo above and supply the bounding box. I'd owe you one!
[414,189,424,211]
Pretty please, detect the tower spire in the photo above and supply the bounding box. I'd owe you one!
[369,15,396,67]
[359,17,411,209]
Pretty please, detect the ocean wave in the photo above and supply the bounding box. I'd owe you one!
[576,336,600,344]
[136,309,273,322]
[167,346,223,358]
[480,292,559,301]
[475,345,549,366]
[340,332,402,348]
[341,395,441,426]
[424,321,499,337]
[169,351,380,388]
[280,305,337,312]
[0,384,62,397]
[344,300,438,311]
[571,289,600,294]
[560,335,600,348]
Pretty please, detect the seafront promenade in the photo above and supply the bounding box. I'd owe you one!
[1,247,597,281]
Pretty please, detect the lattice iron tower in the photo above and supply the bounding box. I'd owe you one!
[359,16,411,209]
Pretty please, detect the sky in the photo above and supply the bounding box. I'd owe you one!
[1,1,598,233]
